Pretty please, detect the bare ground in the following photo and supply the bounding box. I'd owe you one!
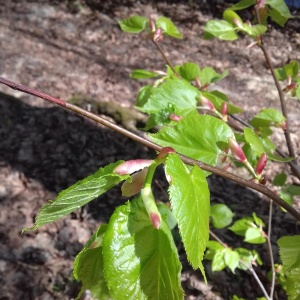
[0,1,300,299]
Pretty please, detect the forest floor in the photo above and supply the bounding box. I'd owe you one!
[0,1,300,299]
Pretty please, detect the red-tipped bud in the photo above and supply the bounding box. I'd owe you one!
[149,17,156,32]
[114,159,154,175]
[156,147,175,160]
[153,28,164,42]
[199,96,215,111]
[121,168,148,197]
[195,77,201,89]
[255,153,268,175]
[233,18,243,28]
[283,82,297,93]
[221,101,228,116]
[281,121,287,130]
[169,113,183,122]
[150,212,161,229]
[228,137,247,163]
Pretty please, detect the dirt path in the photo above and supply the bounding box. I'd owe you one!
[0,1,299,299]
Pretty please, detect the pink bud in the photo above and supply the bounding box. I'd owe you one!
[228,137,247,163]
[281,121,287,130]
[221,102,228,116]
[121,168,148,197]
[156,147,175,160]
[199,96,215,111]
[195,77,201,89]
[169,113,183,122]
[255,153,268,175]
[149,17,156,32]
[153,28,164,42]
[283,82,297,93]
[150,212,161,229]
[114,159,154,175]
[233,18,243,29]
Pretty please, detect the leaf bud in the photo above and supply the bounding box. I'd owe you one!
[255,153,268,175]
[199,96,215,111]
[149,17,156,32]
[228,137,247,163]
[114,159,154,175]
[121,168,148,197]
[233,18,243,29]
[169,113,183,122]
[153,28,164,42]
[156,147,175,160]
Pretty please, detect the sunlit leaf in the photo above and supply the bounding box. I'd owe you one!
[266,0,293,27]
[278,235,300,272]
[156,16,183,39]
[224,248,240,273]
[102,197,184,300]
[119,16,149,33]
[131,69,160,79]
[204,20,238,41]
[150,113,234,167]
[166,154,210,280]
[249,108,286,128]
[244,228,266,244]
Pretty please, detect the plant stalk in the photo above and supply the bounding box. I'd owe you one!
[1,76,300,222]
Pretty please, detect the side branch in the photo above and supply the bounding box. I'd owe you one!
[1,77,300,221]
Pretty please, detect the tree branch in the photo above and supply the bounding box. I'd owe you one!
[1,76,300,221]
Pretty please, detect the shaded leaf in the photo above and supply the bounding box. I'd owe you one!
[131,69,160,79]
[210,204,234,229]
[273,173,287,186]
[224,248,240,273]
[278,235,300,272]
[23,161,129,231]
[230,0,256,10]
[74,225,111,300]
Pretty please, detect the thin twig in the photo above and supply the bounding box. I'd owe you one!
[209,230,227,247]
[1,76,300,222]
[267,200,276,299]
[247,264,271,300]
[152,40,179,76]
[254,7,295,159]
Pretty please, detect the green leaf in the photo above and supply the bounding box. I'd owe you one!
[202,91,243,114]
[278,235,300,272]
[273,173,287,186]
[150,114,234,167]
[212,250,226,271]
[286,268,300,300]
[284,61,299,79]
[178,62,201,82]
[241,23,267,37]
[207,240,225,251]
[230,0,256,10]
[204,20,238,41]
[210,204,234,229]
[73,225,111,300]
[155,16,183,39]
[229,217,253,236]
[119,16,149,33]
[223,9,243,25]
[249,108,286,128]
[224,248,240,273]
[136,77,199,116]
[252,212,265,227]
[199,68,229,86]
[244,127,293,162]
[102,197,184,300]
[157,202,177,230]
[166,154,210,279]
[244,227,266,244]
[266,0,293,27]
[23,161,129,231]
[279,184,300,207]
[235,248,256,270]
[130,69,160,79]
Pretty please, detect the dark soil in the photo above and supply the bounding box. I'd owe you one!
[0,1,299,299]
